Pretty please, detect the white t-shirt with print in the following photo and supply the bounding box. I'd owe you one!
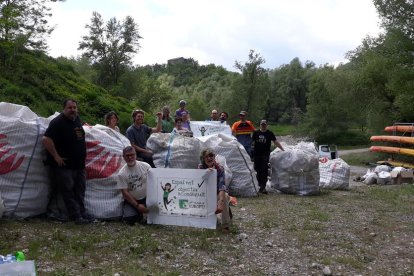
[117,161,151,200]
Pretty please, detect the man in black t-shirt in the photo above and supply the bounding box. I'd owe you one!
[43,99,92,224]
[252,120,284,194]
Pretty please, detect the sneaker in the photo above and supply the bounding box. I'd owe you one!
[82,213,95,222]
[259,189,268,194]
[75,217,90,225]
[47,211,69,222]
[221,227,230,234]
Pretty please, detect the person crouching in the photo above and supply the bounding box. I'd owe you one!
[117,146,150,225]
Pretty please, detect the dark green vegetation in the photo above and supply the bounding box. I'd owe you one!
[1,0,414,143]
[1,185,413,275]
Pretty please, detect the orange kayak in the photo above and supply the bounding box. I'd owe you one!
[370,146,414,156]
[384,125,414,133]
[370,136,414,145]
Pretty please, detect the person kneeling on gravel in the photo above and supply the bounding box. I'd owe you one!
[198,148,231,233]
[117,146,150,225]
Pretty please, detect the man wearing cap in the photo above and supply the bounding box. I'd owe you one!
[231,111,256,156]
[126,109,162,168]
[252,120,284,194]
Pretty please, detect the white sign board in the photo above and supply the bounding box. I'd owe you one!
[147,168,217,229]
[190,121,232,137]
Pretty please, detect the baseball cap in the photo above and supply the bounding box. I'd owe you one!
[179,100,186,105]
[239,111,247,116]
[260,120,267,125]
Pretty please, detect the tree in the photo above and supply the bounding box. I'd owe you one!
[78,12,142,87]
[115,69,172,112]
[373,0,414,38]
[232,49,268,122]
[0,0,62,65]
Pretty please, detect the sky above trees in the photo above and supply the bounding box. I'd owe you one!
[47,0,382,71]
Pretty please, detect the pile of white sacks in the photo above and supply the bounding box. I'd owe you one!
[0,102,258,219]
[268,142,351,195]
[0,102,133,219]
[359,165,409,185]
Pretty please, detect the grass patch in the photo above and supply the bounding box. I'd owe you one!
[367,185,414,213]
[268,124,296,136]
[307,208,329,222]
[341,151,388,166]
[335,256,364,269]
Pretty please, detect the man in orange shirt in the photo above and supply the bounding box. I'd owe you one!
[231,111,255,156]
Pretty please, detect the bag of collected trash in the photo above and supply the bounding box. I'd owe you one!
[377,171,391,185]
[201,133,259,197]
[319,158,350,189]
[0,191,5,218]
[270,142,320,195]
[362,169,378,185]
[374,165,390,174]
[0,102,51,218]
[147,132,202,168]
[83,124,131,219]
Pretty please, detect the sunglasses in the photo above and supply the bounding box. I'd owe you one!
[204,153,215,158]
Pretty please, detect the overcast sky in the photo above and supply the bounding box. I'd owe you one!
[47,0,382,71]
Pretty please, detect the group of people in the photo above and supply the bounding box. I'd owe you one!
[42,99,282,233]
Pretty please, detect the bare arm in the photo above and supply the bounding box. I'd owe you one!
[42,136,65,166]
[151,112,163,133]
[273,140,284,151]
[130,143,147,154]
[121,189,149,213]
[216,190,226,214]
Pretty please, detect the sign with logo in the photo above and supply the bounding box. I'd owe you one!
[147,168,217,229]
[190,121,232,137]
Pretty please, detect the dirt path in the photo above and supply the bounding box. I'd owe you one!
[339,148,370,155]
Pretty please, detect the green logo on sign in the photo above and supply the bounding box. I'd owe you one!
[179,199,188,209]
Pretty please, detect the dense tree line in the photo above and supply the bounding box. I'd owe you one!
[1,0,413,145]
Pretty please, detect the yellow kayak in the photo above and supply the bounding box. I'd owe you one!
[376,160,414,169]
[370,146,414,157]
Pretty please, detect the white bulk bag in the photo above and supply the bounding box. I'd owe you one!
[0,191,5,218]
[0,102,51,217]
[147,132,202,169]
[84,125,131,219]
[270,142,320,195]
[202,134,259,197]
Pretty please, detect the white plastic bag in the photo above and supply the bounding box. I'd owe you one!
[319,158,350,189]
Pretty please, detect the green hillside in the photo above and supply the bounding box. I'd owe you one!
[0,50,138,129]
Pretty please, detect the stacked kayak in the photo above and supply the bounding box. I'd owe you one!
[370,124,414,168]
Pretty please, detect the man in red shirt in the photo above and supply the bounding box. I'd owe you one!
[231,111,255,156]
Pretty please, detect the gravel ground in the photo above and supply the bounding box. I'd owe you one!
[1,138,412,275]
[1,181,413,276]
